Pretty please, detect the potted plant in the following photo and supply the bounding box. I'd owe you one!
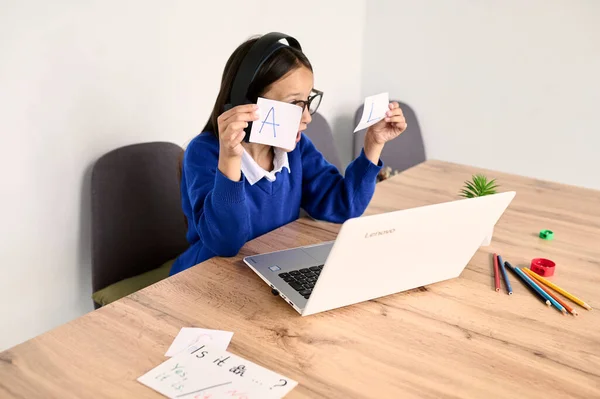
[459,174,499,246]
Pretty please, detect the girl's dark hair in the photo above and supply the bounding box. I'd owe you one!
[203,36,312,136]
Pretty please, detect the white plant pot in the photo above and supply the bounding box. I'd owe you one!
[481,227,494,247]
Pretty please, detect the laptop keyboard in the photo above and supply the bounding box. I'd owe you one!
[278,265,323,299]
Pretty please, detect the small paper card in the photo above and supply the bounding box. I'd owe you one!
[139,343,297,399]
[165,328,234,357]
[249,97,303,150]
[354,92,390,132]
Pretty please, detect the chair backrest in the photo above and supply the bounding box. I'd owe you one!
[91,142,188,293]
[303,112,343,172]
[353,101,425,172]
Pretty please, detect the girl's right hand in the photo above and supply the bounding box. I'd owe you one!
[217,104,260,182]
[217,104,260,159]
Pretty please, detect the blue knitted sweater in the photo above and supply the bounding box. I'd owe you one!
[170,132,382,275]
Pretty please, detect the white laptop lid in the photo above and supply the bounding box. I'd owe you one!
[303,192,515,316]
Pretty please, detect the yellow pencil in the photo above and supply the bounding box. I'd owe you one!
[522,269,578,316]
[524,268,592,310]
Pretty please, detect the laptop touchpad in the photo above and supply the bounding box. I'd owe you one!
[302,242,334,264]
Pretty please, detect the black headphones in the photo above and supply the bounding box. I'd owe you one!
[225,32,302,142]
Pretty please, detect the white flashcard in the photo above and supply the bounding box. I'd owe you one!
[354,92,389,132]
[139,343,297,399]
[249,97,303,150]
[165,328,234,357]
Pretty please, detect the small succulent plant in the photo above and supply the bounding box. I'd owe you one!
[459,174,498,198]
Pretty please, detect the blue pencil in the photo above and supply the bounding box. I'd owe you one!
[506,262,567,315]
[497,255,513,295]
[517,267,567,314]
[506,262,550,306]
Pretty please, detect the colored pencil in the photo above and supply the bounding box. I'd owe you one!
[516,266,566,314]
[522,268,578,316]
[497,255,513,295]
[505,261,551,307]
[511,265,567,314]
[493,253,501,292]
[525,269,592,311]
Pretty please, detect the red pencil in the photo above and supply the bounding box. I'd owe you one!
[493,253,500,292]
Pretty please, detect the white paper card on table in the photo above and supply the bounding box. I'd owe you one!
[353,92,390,132]
[249,97,302,151]
[165,328,234,357]
[139,343,297,399]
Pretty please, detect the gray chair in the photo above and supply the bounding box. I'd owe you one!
[298,112,342,219]
[353,101,425,173]
[91,142,188,307]
[303,112,343,172]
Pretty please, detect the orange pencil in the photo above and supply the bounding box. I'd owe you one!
[524,268,592,311]
[523,268,578,316]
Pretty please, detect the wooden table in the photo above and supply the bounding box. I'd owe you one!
[1,160,599,399]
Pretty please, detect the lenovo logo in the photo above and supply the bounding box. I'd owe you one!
[365,228,395,238]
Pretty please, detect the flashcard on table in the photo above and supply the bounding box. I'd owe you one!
[165,328,234,357]
[353,92,390,132]
[138,343,297,399]
[249,97,303,151]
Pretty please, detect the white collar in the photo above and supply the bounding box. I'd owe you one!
[241,147,290,185]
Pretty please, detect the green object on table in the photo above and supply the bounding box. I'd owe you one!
[459,174,498,198]
[92,258,174,306]
[539,229,554,240]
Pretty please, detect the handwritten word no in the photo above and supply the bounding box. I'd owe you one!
[192,389,249,399]
[259,107,279,137]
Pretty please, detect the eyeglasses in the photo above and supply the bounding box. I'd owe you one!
[290,89,323,115]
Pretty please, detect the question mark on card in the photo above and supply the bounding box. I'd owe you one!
[270,379,287,390]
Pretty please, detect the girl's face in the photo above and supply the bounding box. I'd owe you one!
[260,65,314,150]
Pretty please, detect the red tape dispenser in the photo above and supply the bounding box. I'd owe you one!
[530,258,556,277]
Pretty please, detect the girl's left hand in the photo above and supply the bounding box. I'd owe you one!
[365,102,407,145]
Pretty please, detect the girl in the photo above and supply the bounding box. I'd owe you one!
[170,34,406,275]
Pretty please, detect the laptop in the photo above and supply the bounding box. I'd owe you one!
[243,191,515,316]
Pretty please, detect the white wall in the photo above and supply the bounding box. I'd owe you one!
[362,0,600,189]
[0,0,366,351]
[4,0,599,352]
